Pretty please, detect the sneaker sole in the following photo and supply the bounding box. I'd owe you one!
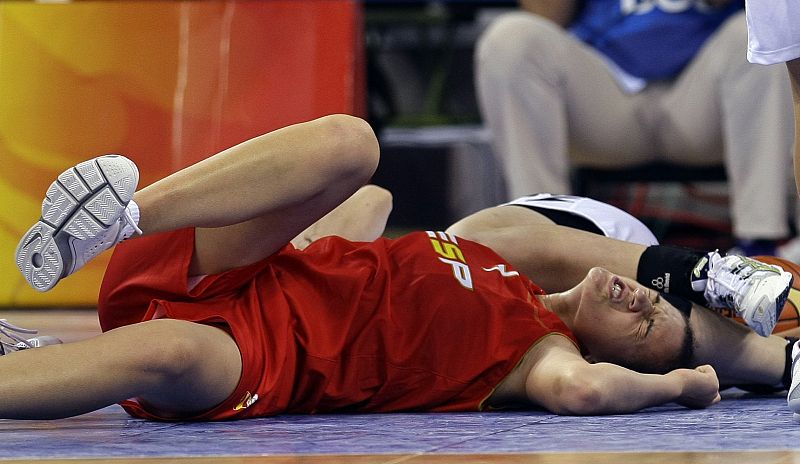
[15,155,138,292]
[770,273,794,334]
[746,272,793,336]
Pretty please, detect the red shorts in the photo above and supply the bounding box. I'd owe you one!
[99,229,576,421]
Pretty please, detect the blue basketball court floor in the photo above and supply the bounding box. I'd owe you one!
[2,309,799,464]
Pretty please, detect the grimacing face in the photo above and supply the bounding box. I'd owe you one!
[571,267,692,374]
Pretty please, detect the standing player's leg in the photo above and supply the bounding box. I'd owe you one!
[788,59,800,196]
[783,58,800,416]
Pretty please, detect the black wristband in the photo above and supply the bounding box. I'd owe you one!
[637,245,707,306]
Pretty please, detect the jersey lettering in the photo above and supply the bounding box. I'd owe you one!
[427,231,474,290]
[621,0,716,15]
[439,257,474,290]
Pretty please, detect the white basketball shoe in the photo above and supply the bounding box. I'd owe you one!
[787,341,800,418]
[0,319,62,355]
[703,252,793,336]
[15,155,141,292]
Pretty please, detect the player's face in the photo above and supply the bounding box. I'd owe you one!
[571,267,689,373]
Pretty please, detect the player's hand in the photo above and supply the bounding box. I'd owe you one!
[670,364,721,409]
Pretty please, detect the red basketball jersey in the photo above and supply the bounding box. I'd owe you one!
[99,229,576,420]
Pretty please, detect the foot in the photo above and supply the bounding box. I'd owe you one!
[15,155,141,292]
[0,319,62,355]
[788,341,800,418]
[704,252,793,336]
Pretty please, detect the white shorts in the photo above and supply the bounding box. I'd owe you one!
[746,0,800,64]
[503,193,659,246]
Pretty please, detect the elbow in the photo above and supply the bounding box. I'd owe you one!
[548,371,608,415]
[316,114,380,184]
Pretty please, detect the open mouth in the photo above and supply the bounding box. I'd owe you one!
[610,276,625,301]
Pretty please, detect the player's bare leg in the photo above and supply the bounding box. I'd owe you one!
[291,184,393,250]
[132,114,380,275]
[16,114,379,291]
[0,319,240,420]
[447,206,643,292]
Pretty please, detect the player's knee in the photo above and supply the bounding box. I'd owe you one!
[446,208,505,242]
[316,114,380,182]
[126,320,241,414]
[131,322,213,384]
[476,12,557,76]
[446,221,489,245]
[146,335,206,382]
[445,218,481,241]
[361,184,393,214]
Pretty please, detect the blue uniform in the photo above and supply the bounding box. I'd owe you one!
[570,0,743,80]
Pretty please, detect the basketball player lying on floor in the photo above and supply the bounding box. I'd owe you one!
[1,115,791,421]
[446,194,799,395]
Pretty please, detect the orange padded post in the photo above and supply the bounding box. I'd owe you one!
[0,0,365,306]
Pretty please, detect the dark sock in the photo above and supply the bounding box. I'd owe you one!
[637,245,707,306]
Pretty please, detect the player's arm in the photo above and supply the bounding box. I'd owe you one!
[523,336,720,415]
[519,0,580,27]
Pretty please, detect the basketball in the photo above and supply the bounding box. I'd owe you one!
[749,256,800,334]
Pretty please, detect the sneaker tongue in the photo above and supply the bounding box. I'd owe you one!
[704,254,747,309]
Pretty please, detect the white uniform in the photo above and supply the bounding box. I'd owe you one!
[503,193,659,246]
[746,0,800,64]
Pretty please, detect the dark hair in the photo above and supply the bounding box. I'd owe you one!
[674,311,696,370]
[632,310,695,374]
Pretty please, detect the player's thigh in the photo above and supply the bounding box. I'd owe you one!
[446,205,556,240]
[191,201,330,275]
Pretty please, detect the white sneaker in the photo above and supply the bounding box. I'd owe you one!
[788,341,800,418]
[0,319,62,355]
[705,252,793,336]
[15,155,141,292]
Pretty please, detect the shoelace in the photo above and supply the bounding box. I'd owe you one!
[0,319,37,353]
[122,207,143,237]
[707,259,754,309]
